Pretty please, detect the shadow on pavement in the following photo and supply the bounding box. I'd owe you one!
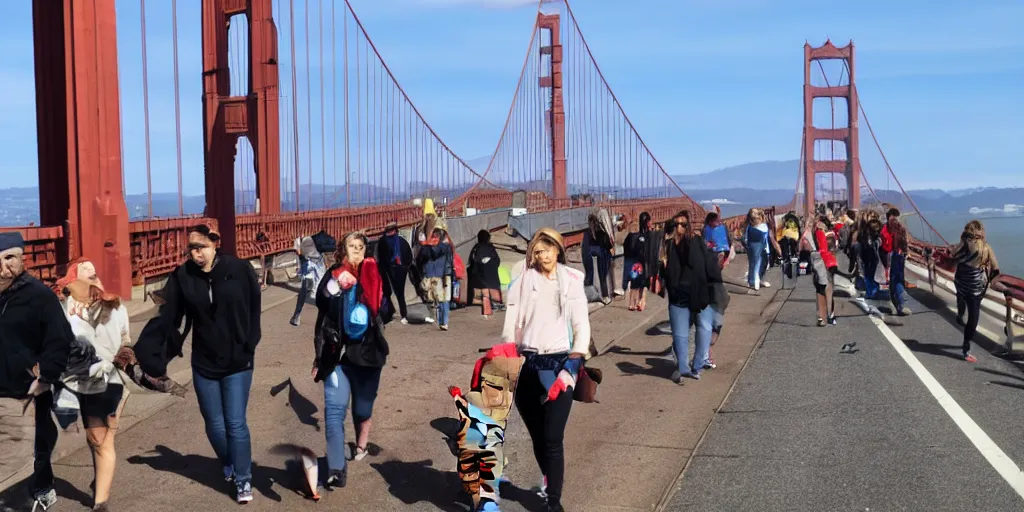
[269,378,321,432]
[0,477,94,511]
[126,444,294,503]
[903,339,966,361]
[615,357,676,380]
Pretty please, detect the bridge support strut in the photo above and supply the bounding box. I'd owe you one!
[32,0,131,297]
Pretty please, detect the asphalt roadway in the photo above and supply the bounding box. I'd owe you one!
[5,255,1024,511]
[666,267,1024,511]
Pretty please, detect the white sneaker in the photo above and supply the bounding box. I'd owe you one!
[424,317,435,324]
[400,318,408,325]
[762,281,771,288]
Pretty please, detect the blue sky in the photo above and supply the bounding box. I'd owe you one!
[1,0,1021,196]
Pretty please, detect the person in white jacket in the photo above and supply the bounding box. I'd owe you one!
[56,258,131,512]
[290,236,327,327]
[501,227,590,512]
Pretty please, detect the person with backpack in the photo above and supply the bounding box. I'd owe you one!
[418,226,454,330]
[134,224,263,504]
[312,231,389,489]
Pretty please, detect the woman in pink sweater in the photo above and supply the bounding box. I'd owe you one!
[502,227,591,512]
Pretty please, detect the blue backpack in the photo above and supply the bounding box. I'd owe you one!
[340,285,370,341]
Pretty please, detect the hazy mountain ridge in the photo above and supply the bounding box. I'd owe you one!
[3,160,1020,226]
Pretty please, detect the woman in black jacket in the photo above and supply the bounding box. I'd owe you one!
[312,232,389,488]
[467,230,503,317]
[135,224,262,504]
[659,210,721,385]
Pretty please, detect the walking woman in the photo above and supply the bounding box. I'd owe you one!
[661,210,719,384]
[467,229,503,318]
[807,215,838,326]
[624,214,655,311]
[419,226,455,330]
[741,208,772,290]
[290,236,327,327]
[582,211,614,304]
[949,220,1000,363]
[855,209,884,299]
[135,224,262,504]
[376,221,413,324]
[502,228,590,512]
[56,259,132,511]
[312,231,389,488]
[883,211,911,316]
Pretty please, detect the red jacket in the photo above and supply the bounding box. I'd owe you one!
[880,225,893,254]
[815,229,838,269]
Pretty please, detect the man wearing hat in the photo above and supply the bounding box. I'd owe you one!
[0,232,74,510]
[376,220,413,324]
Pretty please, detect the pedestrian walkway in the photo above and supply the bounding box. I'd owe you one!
[0,255,783,511]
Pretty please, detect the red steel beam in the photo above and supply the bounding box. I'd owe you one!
[32,0,131,297]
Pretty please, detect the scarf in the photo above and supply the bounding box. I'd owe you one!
[329,258,383,317]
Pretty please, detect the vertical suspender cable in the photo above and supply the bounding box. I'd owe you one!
[304,0,313,210]
[171,0,184,216]
[289,0,301,210]
[318,0,326,208]
[140,0,154,218]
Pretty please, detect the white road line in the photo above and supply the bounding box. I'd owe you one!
[870,315,1024,500]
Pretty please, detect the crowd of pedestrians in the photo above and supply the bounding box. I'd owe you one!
[0,199,1006,511]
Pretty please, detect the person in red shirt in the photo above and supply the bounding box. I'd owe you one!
[810,215,839,326]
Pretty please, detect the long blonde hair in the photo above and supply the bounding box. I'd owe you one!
[954,220,996,269]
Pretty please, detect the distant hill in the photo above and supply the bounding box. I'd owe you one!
[672,160,800,190]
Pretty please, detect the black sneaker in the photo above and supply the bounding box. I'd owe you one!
[236,481,253,504]
[325,467,347,490]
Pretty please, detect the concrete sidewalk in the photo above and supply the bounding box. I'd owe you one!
[0,254,783,512]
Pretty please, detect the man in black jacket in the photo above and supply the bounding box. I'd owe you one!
[0,232,73,510]
[134,224,262,504]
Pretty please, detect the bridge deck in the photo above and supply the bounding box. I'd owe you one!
[2,256,1022,511]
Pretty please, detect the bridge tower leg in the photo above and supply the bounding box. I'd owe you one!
[802,40,861,215]
[32,0,131,297]
[202,0,281,255]
[538,13,567,201]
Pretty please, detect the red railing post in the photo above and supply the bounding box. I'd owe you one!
[538,13,567,200]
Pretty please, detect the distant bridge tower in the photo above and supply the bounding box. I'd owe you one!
[202,0,281,255]
[538,13,567,200]
[802,40,861,215]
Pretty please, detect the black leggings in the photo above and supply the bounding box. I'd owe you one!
[514,366,573,506]
[958,293,983,355]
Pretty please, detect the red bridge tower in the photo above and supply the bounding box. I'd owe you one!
[202,0,281,255]
[802,40,861,214]
[538,13,567,200]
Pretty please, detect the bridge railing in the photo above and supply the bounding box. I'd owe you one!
[0,225,65,287]
[129,217,219,284]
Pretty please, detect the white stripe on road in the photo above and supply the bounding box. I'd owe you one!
[870,315,1024,500]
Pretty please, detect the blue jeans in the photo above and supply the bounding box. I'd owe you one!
[863,257,880,299]
[436,300,450,325]
[889,253,906,312]
[747,243,765,287]
[193,369,253,484]
[324,364,383,472]
[668,304,713,376]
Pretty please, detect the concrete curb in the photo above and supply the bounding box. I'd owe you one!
[0,292,300,494]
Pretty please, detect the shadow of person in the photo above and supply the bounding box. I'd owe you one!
[615,357,677,380]
[269,378,321,431]
[903,339,967,361]
[370,458,466,511]
[430,417,461,457]
[0,477,94,511]
[125,444,294,503]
